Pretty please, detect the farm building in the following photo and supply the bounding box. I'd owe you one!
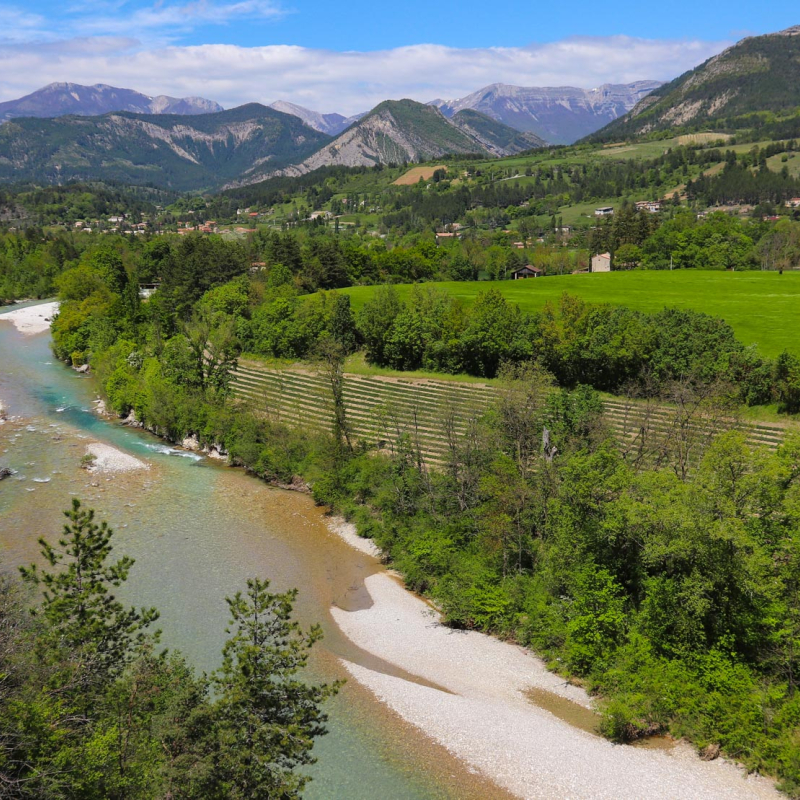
[591,253,612,272]
[594,206,614,217]
[511,265,544,279]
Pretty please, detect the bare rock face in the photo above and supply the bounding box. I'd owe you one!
[181,434,201,451]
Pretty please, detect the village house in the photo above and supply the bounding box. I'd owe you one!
[635,200,661,213]
[511,265,544,279]
[595,206,614,217]
[108,215,125,223]
[786,198,800,209]
[591,252,612,272]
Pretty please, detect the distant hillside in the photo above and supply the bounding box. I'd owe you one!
[0,83,222,124]
[269,100,361,136]
[450,109,546,154]
[0,104,330,191]
[590,26,800,141]
[434,81,662,144]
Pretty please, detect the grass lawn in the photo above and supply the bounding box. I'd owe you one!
[340,271,800,358]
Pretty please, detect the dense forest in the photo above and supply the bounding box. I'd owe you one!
[31,233,800,795]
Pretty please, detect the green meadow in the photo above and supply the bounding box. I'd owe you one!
[340,271,800,358]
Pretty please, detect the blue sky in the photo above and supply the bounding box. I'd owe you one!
[170,2,795,51]
[0,0,796,113]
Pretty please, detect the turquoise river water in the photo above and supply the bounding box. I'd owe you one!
[0,305,506,800]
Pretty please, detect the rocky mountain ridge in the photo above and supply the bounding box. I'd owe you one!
[433,81,663,144]
[0,82,223,124]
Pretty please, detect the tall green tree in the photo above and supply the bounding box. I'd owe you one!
[210,578,340,799]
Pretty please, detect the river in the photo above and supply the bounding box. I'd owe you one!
[0,307,504,800]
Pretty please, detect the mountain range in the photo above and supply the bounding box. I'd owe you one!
[0,83,222,124]
[269,100,545,183]
[0,99,543,191]
[430,81,663,144]
[0,104,330,191]
[591,26,800,141]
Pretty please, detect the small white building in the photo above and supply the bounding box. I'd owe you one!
[594,206,614,217]
[591,252,612,272]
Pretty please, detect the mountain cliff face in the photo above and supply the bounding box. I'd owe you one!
[0,83,223,124]
[0,104,329,191]
[590,27,800,141]
[269,101,360,136]
[434,81,662,144]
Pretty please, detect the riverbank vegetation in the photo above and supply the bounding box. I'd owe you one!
[0,499,338,798]
[42,237,800,795]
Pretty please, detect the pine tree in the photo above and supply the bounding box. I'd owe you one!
[20,498,159,682]
[210,578,340,799]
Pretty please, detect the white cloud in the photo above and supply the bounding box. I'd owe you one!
[72,0,286,38]
[0,35,729,113]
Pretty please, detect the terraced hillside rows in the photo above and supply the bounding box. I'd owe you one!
[232,360,493,466]
[230,361,792,469]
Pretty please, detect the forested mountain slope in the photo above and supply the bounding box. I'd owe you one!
[0,104,330,191]
[590,26,800,141]
[450,109,546,154]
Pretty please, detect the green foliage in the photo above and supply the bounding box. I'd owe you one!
[211,579,340,799]
[2,502,336,797]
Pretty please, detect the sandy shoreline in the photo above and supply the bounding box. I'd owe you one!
[328,523,779,799]
[0,302,60,335]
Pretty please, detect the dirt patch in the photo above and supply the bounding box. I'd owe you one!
[393,165,447,186]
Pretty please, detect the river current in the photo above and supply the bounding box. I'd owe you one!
[0,306,501,800]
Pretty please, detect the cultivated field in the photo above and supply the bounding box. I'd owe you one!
[341,271,800,357]
[393,165,447,185]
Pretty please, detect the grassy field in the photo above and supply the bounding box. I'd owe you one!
[340,271,800,357]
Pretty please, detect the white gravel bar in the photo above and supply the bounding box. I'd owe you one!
[326,517,382,557]
[332,573,780,800]
[86,443,149,473]
[0,302,60,335]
